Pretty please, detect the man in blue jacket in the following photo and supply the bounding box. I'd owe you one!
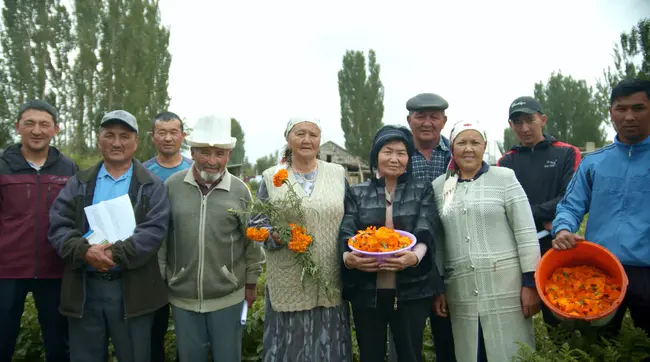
[498,96,582,327]
[552,78,650,336]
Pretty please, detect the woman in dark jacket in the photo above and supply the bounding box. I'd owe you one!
[339,125,444,362]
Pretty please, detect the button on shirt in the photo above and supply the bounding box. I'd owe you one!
[411,138,450,183]
[86,163,134,271]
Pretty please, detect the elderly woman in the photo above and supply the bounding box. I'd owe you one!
[249,118,352,362]
[339,125,443,362]
[432,121,541,362]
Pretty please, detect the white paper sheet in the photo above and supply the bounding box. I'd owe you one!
[537,230,551,240]
[84,194,136,244]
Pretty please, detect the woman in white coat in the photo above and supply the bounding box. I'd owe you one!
[432,121,541,362]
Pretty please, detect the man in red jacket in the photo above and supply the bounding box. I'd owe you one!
[0,100,77,362]
[497,96,581,328]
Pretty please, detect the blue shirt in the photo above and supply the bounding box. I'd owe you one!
[142,156,192,181]
[553,135,650,267]
[411,136,451,183]
[86,163,134,271]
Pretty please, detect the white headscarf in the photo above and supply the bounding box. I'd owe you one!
[284,117,322,139]
[441,120,488,216]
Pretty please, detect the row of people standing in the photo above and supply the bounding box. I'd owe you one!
[1,76,648,362]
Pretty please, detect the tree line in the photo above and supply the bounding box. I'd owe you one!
[1,4,647,173]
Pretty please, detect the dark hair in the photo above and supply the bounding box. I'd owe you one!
[369,125,416,177]
[610,78,650,105]
[17,100,58,125]
[152,111,183,132]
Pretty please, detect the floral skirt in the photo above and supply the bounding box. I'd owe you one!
[263,288,353,362]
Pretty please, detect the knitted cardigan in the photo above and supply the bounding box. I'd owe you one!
[262,160,346,312]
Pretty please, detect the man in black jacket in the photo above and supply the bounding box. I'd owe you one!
[497,96,581,327]
[0,100,77,362]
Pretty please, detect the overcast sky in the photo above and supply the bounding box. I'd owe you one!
[158,0,647,162]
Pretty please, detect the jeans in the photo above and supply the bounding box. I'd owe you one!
[0,278,69,362]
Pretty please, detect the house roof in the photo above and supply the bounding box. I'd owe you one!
[320,140,369,167]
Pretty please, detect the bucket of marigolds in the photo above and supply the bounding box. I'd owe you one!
[347,226,417,263]
[534,241,629,327]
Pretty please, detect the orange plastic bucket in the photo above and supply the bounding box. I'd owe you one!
[534,241,629,327]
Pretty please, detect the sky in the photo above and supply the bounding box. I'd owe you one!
[157,0,648,163]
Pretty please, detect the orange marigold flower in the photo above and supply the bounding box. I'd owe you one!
[544,265,621,317]
[246,227,269,242]
[348,226,411,252]
[273,169,289,187]
[288,224,312,253]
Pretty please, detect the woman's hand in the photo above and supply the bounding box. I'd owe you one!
[344,252,380,272]
[379,251,419,272]
[271,230,283,245]
[520,287,541,318]
[434,294,448,318]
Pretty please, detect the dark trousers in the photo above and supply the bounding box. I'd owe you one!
[600,265,650,338]
[68,276,154,362]
[388,308,457,362]
[151,304,179,362]
[352,290,430,362]
[0,278,69,362]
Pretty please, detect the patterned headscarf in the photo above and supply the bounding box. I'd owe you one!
[441,120,487,216]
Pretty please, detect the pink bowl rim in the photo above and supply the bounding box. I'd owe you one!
[348,229,417,255]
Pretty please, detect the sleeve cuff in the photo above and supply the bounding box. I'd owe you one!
[245,283,257,290]
[522,272,536,288]
[552,224,572,237]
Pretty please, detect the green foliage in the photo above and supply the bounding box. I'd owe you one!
[499,127,519,154]
[338,49,385,159]
[516,313,650,362]
[534,72,607,148]
[0,0,172,160]
[230,118,246,166]
[597,18,650,128]
[254,151,279,175]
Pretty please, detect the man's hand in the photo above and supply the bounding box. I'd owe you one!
[543,221,553,232]
[552,230,584,250]
[245,287,257,308]
[434,294,448,318]
[344,252,380,273]
[85,244,116,272]
[379,251,419,272]
[104,247,113,261]
[521,287,541,318]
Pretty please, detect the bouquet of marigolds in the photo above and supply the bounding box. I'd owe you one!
[230,168,332,297]
[544,265,621,317]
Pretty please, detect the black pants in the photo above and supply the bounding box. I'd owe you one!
[600,265,650,338]
[352,290,430,362]
[151,304,179,362]
[0,278,69,362]
[388,311,457,362]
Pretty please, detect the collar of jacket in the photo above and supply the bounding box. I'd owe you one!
[76,159,154,186]
[509,133,556,153]
[183,165,232,192]
[1,143,63,171]
[371,172,410,187]
[614,133,650,151]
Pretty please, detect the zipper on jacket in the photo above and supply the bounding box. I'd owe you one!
[197,192,208,312]
[34,170,41,279]
[393,295,398,311]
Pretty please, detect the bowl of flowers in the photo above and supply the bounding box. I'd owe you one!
[535,241,628,327]
[348,226,417,263]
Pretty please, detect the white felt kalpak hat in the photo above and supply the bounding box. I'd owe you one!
[185,115,237,149]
